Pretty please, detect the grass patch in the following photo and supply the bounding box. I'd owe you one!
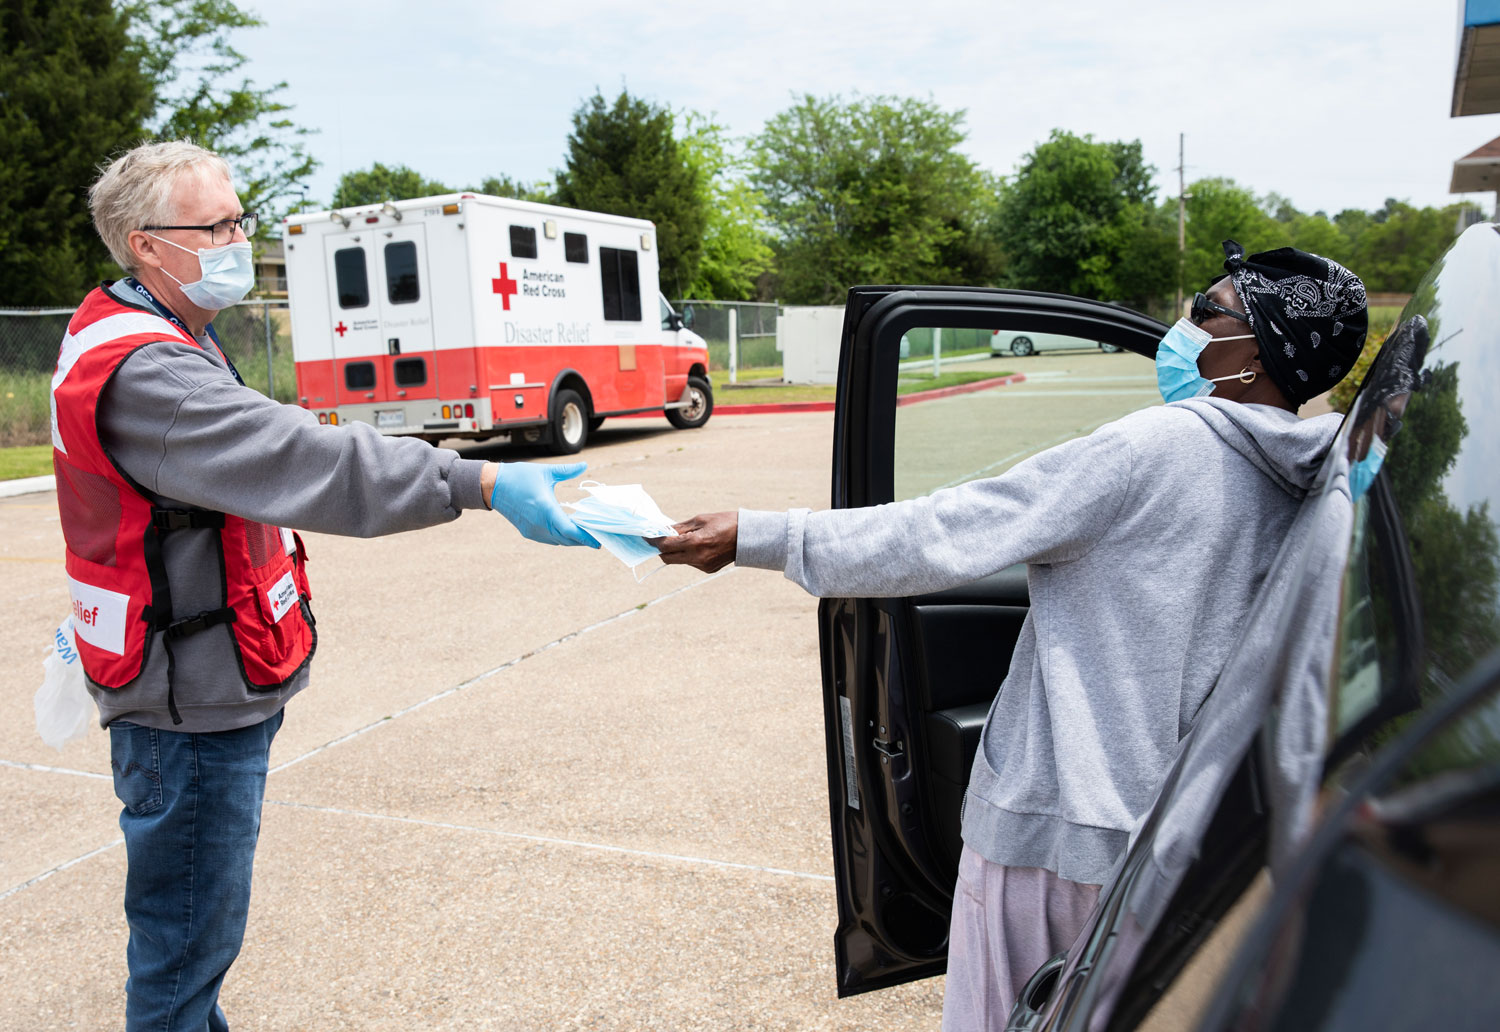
[0,444,53,480]
[897,369,1014,394]
[707,365,1015,406]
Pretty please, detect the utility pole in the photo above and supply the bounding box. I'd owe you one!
[1175,132,1186,318]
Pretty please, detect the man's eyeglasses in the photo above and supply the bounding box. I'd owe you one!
[141,213,258,246]
[1190,291,1251,326]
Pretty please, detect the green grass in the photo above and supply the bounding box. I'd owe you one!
[0,444,52,480]
[708,365,1014,406]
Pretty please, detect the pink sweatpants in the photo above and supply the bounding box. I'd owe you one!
[940,846,1101,1032]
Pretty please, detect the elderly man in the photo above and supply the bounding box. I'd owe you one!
[655,242,1369,1029]
[55,140,596,1031]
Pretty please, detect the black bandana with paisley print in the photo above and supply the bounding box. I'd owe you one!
[1220,239,1369,407]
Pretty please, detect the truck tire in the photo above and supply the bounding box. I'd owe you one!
[588,416,605,432]
[666,375,713,430]
[548,388,588,454]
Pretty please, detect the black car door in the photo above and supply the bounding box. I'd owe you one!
[818,287,1167,995]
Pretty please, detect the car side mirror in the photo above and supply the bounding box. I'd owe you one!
[667,312,683,331]
[681,305,695,330]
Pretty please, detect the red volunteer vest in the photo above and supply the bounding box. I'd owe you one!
[51,287,315,712]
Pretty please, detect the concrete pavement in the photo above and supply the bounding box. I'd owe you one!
[0,411,945,1031]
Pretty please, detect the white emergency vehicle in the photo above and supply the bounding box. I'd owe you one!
[281,194,713,453]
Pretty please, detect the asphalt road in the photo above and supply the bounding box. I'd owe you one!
[1,349,1195,1031]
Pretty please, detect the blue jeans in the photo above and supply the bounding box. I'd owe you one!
[110,710,284,1032]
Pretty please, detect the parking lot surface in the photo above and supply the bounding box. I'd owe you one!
[1,351,1160,1030]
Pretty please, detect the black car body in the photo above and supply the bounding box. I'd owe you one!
[816,224,1500,1028]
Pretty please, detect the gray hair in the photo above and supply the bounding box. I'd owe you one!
[88,141,233,273]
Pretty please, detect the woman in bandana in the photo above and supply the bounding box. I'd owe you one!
[655,241,1369,1030]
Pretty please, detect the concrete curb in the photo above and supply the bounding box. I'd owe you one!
[622,372,1028,419]
[0,474,55,499]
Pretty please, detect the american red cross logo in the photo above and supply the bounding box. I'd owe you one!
[334,321,347,337]
[491,262,518,310]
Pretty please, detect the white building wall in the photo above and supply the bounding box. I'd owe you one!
[777,305,845,385]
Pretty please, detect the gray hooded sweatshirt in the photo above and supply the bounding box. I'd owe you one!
[736,397,1339,886]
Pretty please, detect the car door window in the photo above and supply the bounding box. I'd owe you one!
[892,328,1156,501]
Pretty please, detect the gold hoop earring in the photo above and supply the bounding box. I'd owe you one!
[1238,368,1257,384]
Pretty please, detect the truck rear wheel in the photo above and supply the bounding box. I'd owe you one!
[666,375,713,430]
[549,388,588,454]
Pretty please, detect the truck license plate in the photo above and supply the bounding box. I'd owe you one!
[375,409,404,429]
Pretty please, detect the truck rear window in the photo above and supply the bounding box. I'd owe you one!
[510,225,538,259]
[344,361,376,390]
[564,232,588,263]
[600,247,641,322]
[334,248,369,308]
[384,241,420,304]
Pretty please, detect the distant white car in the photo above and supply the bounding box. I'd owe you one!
[990,330,1124,356]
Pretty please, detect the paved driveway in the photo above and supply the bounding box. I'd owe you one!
[0,351,1169,1031]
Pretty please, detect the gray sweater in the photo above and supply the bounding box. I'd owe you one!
[88,281,489,732]
[736,398,1339,885]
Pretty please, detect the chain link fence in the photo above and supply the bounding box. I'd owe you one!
[673,300,781,371]
[0,300,292,447]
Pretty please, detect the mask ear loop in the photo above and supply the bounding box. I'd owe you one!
[1206,367,1257,385]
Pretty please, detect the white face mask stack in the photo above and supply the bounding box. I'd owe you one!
[563,481,678,581]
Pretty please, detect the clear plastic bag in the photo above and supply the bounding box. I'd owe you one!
[35,616,95,749]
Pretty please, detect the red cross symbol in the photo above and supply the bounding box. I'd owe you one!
[491,262,518,310]
[334,321,348,337]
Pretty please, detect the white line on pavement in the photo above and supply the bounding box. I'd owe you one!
[0,838,123,903]
[267,565,739,776]
[0,759,109,779]
[264,799,835,883]
[933,419,1121,492]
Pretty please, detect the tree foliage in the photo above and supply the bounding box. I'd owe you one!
[476,175,553,204]
[126,0,318,227]
[332,163,451,208]
[750,94,1000,305]
[996,130,1173,309]
[678,114,773,301]
[554,88,707,297]
[0,0,154,303]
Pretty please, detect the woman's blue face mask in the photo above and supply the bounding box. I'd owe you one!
[1155,318,1258,404]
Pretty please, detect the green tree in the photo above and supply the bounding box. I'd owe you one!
[0,0,154,304]
[1178,177,1281,294]
[996,130,1173,307]
[1350,200,1470,293]
[750,93,1000,304]
[554,88,707,297]
[678,114,772,300]
[332,163,451,208]
[476,174,553,204]
[126,0,318,228]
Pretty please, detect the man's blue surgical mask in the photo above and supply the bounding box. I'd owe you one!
[1155,318,1258,404]
[149,234,255,311]
[1350,436,1387,503]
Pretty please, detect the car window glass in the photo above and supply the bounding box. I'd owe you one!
[660,296,673,331]
[510,225,537,259]
[564,232,588,263]
[384,241,420,304]
[334,247,368,309]
[599,247,641,322]
[893,328,1155,501]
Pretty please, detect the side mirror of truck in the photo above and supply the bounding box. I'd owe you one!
[667,311,683,331]
[681,305,695,330]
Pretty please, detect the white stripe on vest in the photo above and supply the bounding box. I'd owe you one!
[51,312,190,453]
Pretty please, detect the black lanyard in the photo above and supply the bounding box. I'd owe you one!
[123,278,246,387]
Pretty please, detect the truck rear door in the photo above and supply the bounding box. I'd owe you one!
[324,232,385,406]
[371,223,439,408]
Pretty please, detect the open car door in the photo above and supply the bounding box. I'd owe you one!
[818,287,1168,995]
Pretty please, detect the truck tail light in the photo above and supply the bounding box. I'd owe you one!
[442,405,452,419]
[329,412,339,426]
[442,203,461,215]
[464,404,474,418]
[288,224,305,235]
[318,412,327,424]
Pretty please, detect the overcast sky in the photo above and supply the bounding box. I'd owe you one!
[235,0,1500,218]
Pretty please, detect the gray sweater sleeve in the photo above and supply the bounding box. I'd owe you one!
[736,422,1134,598]
[99,340,488,536]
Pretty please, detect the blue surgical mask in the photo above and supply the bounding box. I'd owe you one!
[150,234,255,310]
[1155,318,1258,404]
[1349,437,1387,503]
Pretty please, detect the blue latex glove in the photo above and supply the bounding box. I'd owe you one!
[489,462,599,547]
